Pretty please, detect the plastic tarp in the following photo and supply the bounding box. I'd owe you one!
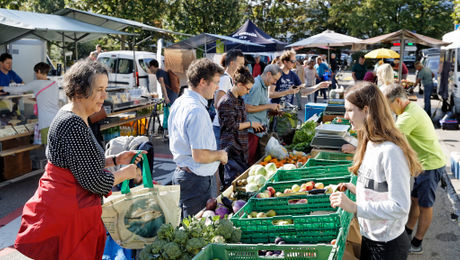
[0,8,132,45]
[442,30,460,50]
[207,20,287,53]
[167,33,263,50]
[360,29,448,47]
[55,8,191,37]
[287,30,361,48]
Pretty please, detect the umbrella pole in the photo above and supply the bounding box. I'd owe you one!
[62,33,66,73]
[328,46,330,65]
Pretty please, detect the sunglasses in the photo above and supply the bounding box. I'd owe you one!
[289,60,296,63]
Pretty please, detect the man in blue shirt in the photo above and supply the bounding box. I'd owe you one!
[0,53,23,90]
[168,58,228,218]
[314,56,330,102]
[270,50,301,104]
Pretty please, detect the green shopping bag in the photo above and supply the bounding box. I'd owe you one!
[102,152,181,249]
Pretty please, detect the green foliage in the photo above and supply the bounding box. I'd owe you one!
[166,0,243,36]
[288,120,317,153]
[454,0,460,23]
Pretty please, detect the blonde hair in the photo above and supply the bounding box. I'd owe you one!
[376,63,394,86]
[345,82,422,177]
[280,50,296,63]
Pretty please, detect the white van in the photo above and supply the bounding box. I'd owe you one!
[97,50,160,90]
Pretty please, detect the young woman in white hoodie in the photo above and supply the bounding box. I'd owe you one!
[330,81,422,260]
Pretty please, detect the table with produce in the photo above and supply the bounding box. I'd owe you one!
[139,103,359,260]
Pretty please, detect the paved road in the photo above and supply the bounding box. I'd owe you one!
[1,73,459,259]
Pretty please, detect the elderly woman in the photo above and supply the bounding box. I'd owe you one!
[15,59,144,259]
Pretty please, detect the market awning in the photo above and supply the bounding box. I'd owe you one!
[0,8,133,45]
[287,30,361,48]
[167,33,263,51]
[360,29,448,47]
[442,30,460,50]
[56,8,191,37]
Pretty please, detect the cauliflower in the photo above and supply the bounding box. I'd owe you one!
[173,229,188,247]
[162,242,182,259]
[229,228,242,243]
[185,237,206,255]
[215,219,234,240]
[211,235,225,243]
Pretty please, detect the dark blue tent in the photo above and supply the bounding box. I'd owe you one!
[207,20,287,53]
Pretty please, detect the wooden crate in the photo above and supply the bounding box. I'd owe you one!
[0,136,33,180]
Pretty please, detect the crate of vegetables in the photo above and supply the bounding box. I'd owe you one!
[303,158,352,167]
[314,151,354,161]
[269,164,352,182]
[231,200,352,244]
[193,223,352,260]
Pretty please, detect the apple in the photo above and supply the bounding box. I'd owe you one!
[249,211,258,218]
[291,184,301,192]
[266,209,277,217]
[305,183,314,191]
[300,183,308,192]
[257,192,270,199]
[284,189,292,194]
[267,187,276,196]
[256,212,267,218]
[275,192,283,197]
[296,199,308,204]
[315,183,324,189]
[331,239,337,245]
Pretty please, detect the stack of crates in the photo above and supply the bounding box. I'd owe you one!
[213,153,356,260]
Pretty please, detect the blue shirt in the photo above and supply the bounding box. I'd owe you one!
[244,76,269,137]
[272,70,301,104]
[168,89,219,176]
[0,70,23,86]
[314,63,330,79]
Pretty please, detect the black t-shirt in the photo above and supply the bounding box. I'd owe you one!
[156,69,171,88]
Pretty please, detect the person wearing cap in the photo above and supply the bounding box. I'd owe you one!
[252,55,266,78]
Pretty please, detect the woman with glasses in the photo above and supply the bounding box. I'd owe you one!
[217,66,263,188]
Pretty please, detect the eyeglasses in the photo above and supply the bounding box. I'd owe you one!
[289,60,296,63]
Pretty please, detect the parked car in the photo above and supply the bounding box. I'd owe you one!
[97,50,161,89]
[420,50,441,95]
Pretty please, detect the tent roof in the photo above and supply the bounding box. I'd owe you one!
[217,20,287,52]
[167,33,263,50]
[286,30,361,48]
[56,8,191,37]
[360,29,448,47]
[0,8,133,45]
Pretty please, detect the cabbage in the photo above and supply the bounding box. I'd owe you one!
[249,165,264,176]
[245,183,259,192]
[247,176,256,184]
[232,200,246,213]
[215,207,230,219]
[281,164,297,170]
[254,175,266,187]
[265,163,277,174]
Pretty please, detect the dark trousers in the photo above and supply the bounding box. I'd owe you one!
[172,168,212,218]
[248,133,259,165]
[360,231,410,260]
[314,77,327,102]
[423,83,434,117]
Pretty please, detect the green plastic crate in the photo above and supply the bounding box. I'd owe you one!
[230,198,352,244]
[269,164,352,182]
[331,117,350,125]
[303,158,352,167]
[195,219,353,260]
[314,152,354,161]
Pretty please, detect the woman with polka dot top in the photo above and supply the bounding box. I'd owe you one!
[15,59,146,260]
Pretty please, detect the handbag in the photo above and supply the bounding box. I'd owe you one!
[101,152,181,249]
[89,106,108,124]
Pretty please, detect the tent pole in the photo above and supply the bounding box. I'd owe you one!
[62,33,66,73]
[328,45,330,64]
[399,33,404,82]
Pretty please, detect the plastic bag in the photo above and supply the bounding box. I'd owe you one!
[101,152,181,249]
[265,136,288,159]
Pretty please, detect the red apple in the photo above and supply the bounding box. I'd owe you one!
[315,183,324,189]
[267,187,276,196]
[284,188,292,194]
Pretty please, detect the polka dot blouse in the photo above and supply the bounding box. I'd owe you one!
[46,109,114,196]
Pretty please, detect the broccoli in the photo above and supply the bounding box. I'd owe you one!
[150,239,168,254]
[211,235,225,243]
[187,225,203,238]
[229,228,242,243]
[162,242,182,259]
[179,253,193,260]
[138,244,155,260]
[214,219,234,240]
[173,229,189,247]
[185,237,206,255]
[157,223,175,241]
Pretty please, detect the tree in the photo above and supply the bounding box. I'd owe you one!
[166,0,243,36]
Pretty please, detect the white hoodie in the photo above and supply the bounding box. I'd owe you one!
[356,141,411,242]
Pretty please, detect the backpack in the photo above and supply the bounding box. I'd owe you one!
[167,69,180,94]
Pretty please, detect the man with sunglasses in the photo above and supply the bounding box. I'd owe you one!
[270,50,302,104]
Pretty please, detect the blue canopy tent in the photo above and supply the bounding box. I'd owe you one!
[167,33,263,53]
[206,20,287,53]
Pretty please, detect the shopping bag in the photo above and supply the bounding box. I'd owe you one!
[101,152,181,249]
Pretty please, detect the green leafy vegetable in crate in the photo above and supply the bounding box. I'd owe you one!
[288,120,317,152]
[139,216,241,260]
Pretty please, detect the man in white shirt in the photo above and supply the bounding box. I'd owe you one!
[168,58,228,218]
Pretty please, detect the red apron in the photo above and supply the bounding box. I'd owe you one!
[15,162,106,260]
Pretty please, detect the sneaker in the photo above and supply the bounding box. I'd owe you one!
[409,244,423,255]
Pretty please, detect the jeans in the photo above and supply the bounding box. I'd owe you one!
[423,83,434,117]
